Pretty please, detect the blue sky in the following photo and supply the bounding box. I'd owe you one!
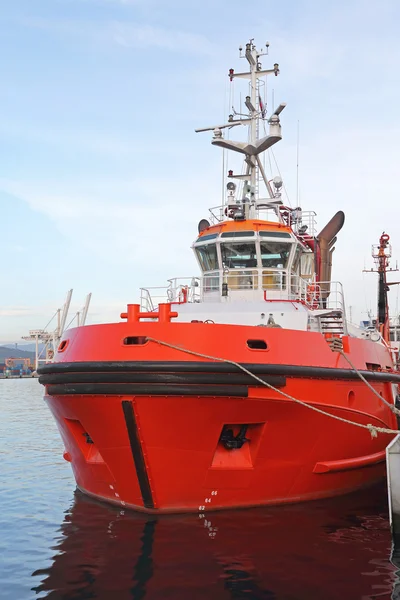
[1,0,400,342]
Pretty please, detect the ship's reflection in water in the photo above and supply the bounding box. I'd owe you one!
[32,483,400,600]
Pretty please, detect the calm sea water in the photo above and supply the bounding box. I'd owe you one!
[1,379,400,600]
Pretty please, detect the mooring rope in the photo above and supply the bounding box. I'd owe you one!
[338,349,400,416]
[146,336,400,439]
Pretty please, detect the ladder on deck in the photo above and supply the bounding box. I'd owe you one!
[318,310,345,335]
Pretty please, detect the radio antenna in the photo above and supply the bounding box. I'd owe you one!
[296,120,300,206]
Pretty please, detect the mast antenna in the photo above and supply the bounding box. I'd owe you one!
[195,39,285,220]
[363,232,399,342]
[296,120,300,206]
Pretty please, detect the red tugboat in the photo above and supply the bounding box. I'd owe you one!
[39,41,400,513]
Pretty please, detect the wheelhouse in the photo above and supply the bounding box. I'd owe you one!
[192,222,314,302]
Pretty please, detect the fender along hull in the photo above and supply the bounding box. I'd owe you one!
[39,322,400,513]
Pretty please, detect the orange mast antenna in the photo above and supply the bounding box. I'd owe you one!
[363,232,399,342]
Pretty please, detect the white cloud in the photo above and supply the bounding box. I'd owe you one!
[0,120,145,157]
[18,17,214,55]
[110,23,214,54]
[0,172,216,273]
[94,0,143,4]
[0,308,35,317]
[73,0,146,4]
[0,119,188,159]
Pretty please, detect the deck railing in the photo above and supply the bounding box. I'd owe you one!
[140,277,201,312]
[207,205,317,238]
[141,274,346,322]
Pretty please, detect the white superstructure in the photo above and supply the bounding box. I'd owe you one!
[140,40,348,337]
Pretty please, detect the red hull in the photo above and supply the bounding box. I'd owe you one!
[40,321,399,513]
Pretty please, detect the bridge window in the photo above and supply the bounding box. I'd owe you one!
[196,244,219,271]
[195,233,218,243]
[301,253,314,278]
[262,270,286,290]
[220,231,255,238]
[221,242,257,269]
[203,272,220,292]
[260,242,291,268]
[259,231,292,238]
[292,246,302,275]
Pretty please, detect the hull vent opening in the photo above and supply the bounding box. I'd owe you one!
[58,340,69,352]
[247,339,267,350]
[366,362,381,371]
[124,336,148,345]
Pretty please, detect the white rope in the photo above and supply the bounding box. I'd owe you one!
[146,337,400,439]
[339,349,400,416]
